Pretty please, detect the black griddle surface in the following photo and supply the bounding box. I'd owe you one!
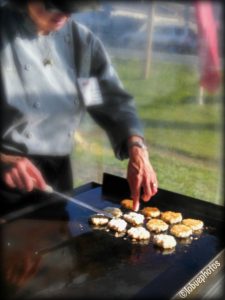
[1,173,224,299]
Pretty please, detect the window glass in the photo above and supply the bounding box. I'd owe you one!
[72,1,223,206]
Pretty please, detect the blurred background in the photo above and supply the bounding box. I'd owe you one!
[71,1,223,206]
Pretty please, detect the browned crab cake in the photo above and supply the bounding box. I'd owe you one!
[170,224,193,238]
[103,207,123,218]
[153,234,177,249]
[107,218,127,233]
[120,199,134,210]
[89,214,109,226]
[182,218,204,231]
[146,219,169,233]
[161,211,182,224]
[141,207,161,218]
[127,226,150,241]
[123,212,145,226]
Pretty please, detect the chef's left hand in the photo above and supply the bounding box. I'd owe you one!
[127,138,158,211]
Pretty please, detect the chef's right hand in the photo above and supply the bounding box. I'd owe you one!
[0,153,47,192]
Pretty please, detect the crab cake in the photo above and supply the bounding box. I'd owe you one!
[170,224,193,238]
[120,199,134,210]
[103,207,123,218]
[127,226,150,241]
[141,207,161,218]
[182,218,204,231]
[123,212,145,226]
[146,219,169,233]
[89,214,109,226]
[107,218,127,233]
[153,234,177,249]
[161,211,182,224]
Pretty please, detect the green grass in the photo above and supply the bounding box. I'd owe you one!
[72,57,223,206]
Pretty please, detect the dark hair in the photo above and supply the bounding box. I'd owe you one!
[8,0,99,13]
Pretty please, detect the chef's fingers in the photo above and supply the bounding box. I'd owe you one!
[16,161,35,191]
[151,179,158,195]
[131,196,140,211]
[3,158,46,192]
[127,178,137,210]
[141,174,152,201]
[130,175,142,211]
[142,176,158,202]
[25,160,47,191]
[4,172,17,188]
[4,163,34,191]
[11,167,26,190]
[132,193,140,212]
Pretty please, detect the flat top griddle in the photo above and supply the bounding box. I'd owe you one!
[0,173,224,299]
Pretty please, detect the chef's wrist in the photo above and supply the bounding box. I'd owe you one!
[127,136,148,157]
[127,136,148,150]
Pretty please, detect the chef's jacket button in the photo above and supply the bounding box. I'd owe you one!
[33,101,41,109]
[25,131,32,139]
[24,64,31,71]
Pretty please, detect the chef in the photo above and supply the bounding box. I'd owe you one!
[0,0,158,214]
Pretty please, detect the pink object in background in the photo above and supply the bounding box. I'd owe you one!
[194,1,221,93]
